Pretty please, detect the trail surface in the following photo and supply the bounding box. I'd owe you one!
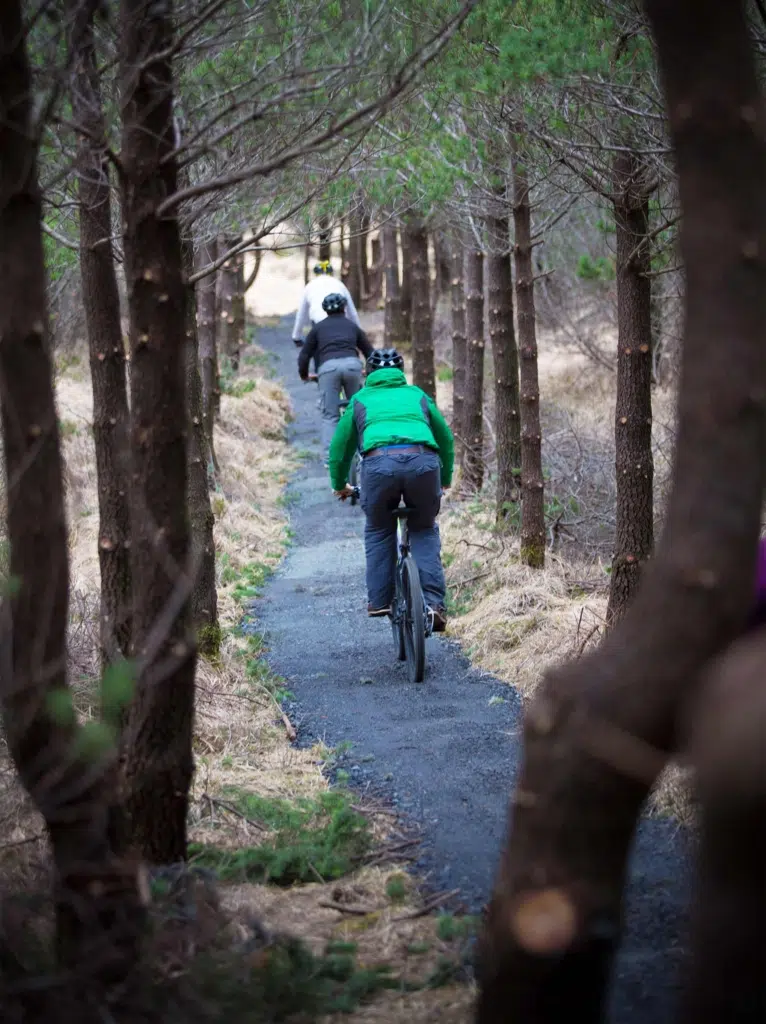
[253,318,694,1023]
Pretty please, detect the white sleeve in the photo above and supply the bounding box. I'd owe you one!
[342,285,362,327]
[292,289,309,340]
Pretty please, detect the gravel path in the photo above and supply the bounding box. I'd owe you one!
[252,319,694,1023]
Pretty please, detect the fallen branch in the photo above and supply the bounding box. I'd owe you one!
[202,793,266,832]
[319,899,379,916]
[393,888,461,920]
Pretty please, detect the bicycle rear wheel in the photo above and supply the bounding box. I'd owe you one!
[391,562,406,661]
[401,555,426,683]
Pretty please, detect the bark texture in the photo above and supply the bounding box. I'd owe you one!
[119,0,197,865]
[1,0,143,976]
[462,245,485,492]
[368,234,383,306]
[407,218,436,399]
[477,1,766,1018]
[218,235,241,373]
[72,0,132,661]
[183,243,219,657]
[511,145,545,568]
[450,240,467,468]
[487,208,521,519]
[347,212,364,307]
[195,241,220,442]
[318,215,332,262]
[383,223,405,347]
[400,224,413,344]
[606,151,655,625]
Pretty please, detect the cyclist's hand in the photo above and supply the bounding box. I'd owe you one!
[334,485,354,501]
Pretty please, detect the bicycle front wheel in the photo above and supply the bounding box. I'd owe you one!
[401,555,426,683]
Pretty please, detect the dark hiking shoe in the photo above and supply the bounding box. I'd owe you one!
[367,604,391,618]
[430,607,448,633]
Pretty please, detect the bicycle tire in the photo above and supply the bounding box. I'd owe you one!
[402,555,426,683]
[391,563,406,661]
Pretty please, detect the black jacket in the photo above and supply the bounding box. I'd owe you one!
[298,315,373,378]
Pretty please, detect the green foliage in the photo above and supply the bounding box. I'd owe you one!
[436,365,454,382]
[576,254,615,282]
[435,912,480,942]
[385,872,409,904]
[189,789,371,885]
[100,659,136,725]
[232,561,273,604]
[73,720,117,760]
[46,687,75,727]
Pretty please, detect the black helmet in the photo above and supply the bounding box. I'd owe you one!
[313,260,333,275]
[322,292,347,315]
[366,348,404,373]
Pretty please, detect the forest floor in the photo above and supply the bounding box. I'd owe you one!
[248,315,695,1024]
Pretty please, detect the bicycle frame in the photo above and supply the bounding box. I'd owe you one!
[394,512,434,639]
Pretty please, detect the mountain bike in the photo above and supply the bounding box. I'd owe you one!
[309,374,361,505]
[390,506,434,683]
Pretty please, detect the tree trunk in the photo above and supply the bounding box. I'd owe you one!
[383,223,405,346]
[511,143,545,568]
[1,0,143,977]
[487,206,521,519]
[231,247,246,367]
[303,240,310,284]
[347,213,364,307]
[400,224,413,344]
[407,218,436,398]
[318,215,332,262]
[195,241,220,444]
[120,0,197,865]
[368,234,383,306]
[606,150,654,626]
[360,210,371,304]
[450,239,467,468]
[183,244,219,658]
[218,235,241,373]
[477,1,766,1018]
[340,218,349,284]
[432,230,451,310]
[462,245,485,491]
[72,0,132,663]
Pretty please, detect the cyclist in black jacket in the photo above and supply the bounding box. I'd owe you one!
[298,292,374,461]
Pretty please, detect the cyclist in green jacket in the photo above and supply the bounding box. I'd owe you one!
[328,348,454,632]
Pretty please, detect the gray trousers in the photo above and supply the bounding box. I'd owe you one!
[360,448,446,610]
[318,356,363,454]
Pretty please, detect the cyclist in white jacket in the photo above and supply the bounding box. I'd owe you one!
[291,261,361,347]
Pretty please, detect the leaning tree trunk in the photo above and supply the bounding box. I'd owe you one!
[511,141,545,568]
[120,0,197,865]
[432,230,451,311]
[487,202,521,520]
[318,215,332,262]
[606,150,655,626]
[450,239,467,469]
[72,0,132,663]
[400,224,413,344]
[183,243,219,658]
[408,218,436,398]
[477,1,766,1018]
[195,240,220,442]
[218,235,241,373]
[462,245,485,492]
[383,223,405,346]
[1,0,143,976]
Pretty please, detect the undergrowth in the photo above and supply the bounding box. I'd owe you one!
[189,789,370,885]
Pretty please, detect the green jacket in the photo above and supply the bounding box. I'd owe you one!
[328,368,455,490]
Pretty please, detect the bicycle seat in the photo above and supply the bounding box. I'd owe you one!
[393,506,415,519]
